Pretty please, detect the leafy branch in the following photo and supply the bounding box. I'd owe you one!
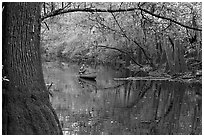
[41,2,202,32]
[138,5,202,32]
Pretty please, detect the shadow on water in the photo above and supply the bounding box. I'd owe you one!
[43,62,202,135]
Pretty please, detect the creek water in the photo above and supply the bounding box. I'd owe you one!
[43,62,202,135]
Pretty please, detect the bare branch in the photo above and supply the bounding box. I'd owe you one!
[110,12,152,63]
[119,2,123,10]
[43,2,46,14]
[43,22,49,30]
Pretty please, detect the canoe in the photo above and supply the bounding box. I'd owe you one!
[78,73,97,80]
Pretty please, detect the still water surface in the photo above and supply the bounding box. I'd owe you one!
[43,62,202,135]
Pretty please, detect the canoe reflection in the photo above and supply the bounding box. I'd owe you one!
[78,78,97,93]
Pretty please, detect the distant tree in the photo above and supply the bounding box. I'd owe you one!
[41,2,201,71]
[2,3,62,134]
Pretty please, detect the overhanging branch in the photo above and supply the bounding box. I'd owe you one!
[138,7,202,32]
[41,7,137,21]
[97,45,143,67]
[41,5,202,32]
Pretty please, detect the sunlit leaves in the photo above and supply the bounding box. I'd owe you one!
[41,2,201,72]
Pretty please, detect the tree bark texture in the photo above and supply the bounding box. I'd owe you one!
[2,3,62,134]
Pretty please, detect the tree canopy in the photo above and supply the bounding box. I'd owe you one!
[41,2,202,75]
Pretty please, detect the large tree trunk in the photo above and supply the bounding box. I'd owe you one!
[2,3,62,134]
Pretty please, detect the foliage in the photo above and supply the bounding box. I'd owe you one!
[40,2,202,76]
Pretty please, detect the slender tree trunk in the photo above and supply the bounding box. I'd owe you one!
[2,2,62,134]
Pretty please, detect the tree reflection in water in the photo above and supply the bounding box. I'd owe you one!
[44,63,201,135]
[52,79,201,135]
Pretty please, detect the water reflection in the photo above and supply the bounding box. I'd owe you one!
[44,63,202,135]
